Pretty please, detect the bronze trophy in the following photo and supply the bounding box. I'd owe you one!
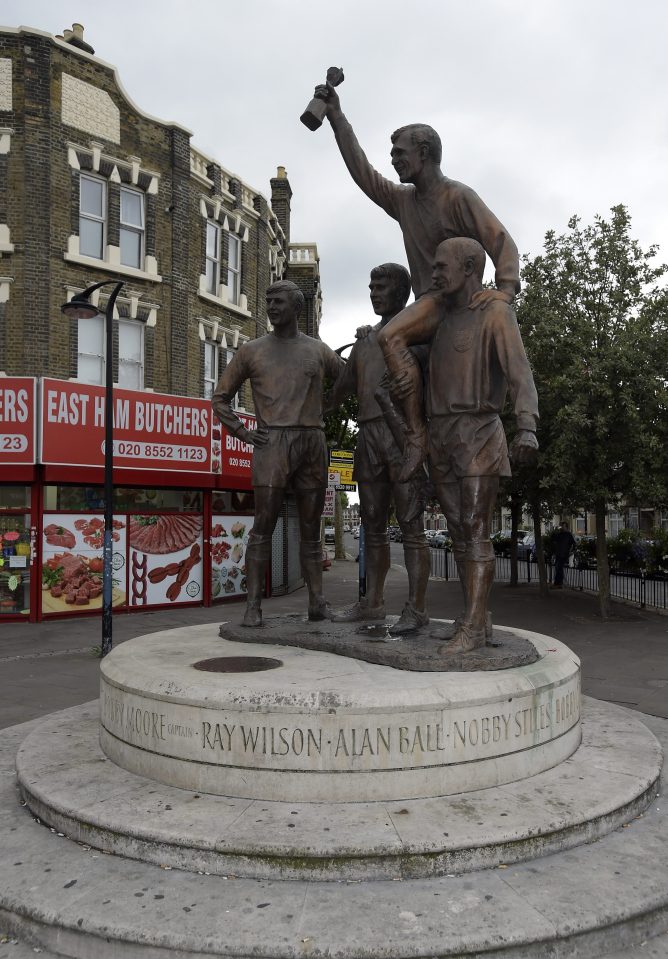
[300,66,344,131]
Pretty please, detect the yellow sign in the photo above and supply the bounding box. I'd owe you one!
[335,466,354,484]
[330,449,354,464]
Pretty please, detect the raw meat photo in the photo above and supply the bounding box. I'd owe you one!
[128,515,203,554]
[41,552,125,612]
[43,524,76,549]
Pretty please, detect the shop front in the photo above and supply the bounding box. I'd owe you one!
[0,377,303,625]
[0,378,38,621]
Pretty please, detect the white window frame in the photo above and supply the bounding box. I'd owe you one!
[203,340,218,400]
[205,221,220,295]
[119,186,145,270]
[204,341,239,408]
[77,314,105,385]
[118,319,145,390]
[608,511,624,537]
[79,174,106,261]
[227,233,241,305]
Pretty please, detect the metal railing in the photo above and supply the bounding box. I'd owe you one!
[429,548,668,611]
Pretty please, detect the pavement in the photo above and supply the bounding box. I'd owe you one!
[1,553,667,729]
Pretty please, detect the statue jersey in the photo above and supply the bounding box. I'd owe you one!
[212,331,343,431]
[427,300,538,431]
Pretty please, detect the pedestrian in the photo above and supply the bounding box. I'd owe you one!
[552,522,576,589]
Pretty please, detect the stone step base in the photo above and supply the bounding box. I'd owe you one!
[16,698,661,881]
[0,706,666,958]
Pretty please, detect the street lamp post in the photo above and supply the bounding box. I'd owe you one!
[61,280,124,657]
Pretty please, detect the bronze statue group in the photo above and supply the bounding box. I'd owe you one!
[213,82,538,653]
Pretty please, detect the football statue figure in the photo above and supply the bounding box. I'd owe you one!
[314,79,520,481]
[423,238,538,650]
[212,281,343,627]
[328,263,430,635]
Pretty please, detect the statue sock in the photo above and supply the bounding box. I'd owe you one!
[300,539,329,619]
[243,534,271,626]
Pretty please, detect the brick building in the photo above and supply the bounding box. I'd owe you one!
[0,23,321,622]
[0,22,321,396]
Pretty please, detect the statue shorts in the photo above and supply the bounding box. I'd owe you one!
[427,412,511,483]
[252,427,328,490]
[354,419,404,484]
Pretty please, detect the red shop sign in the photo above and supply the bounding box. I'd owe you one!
[40,379,212,473]
[0,377,36,465]
[212,411,256,481]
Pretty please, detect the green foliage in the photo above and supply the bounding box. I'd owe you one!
[323,383,359,449]
[516,205,668,515]
[607,527,668,575]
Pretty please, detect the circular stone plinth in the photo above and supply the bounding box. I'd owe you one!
[98,621,581,803]
[15,698,661,881]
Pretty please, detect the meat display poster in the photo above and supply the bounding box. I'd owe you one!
[211,515,253,599]
[41,513,127,614]
[40,379,212,473]
[128,514,204,607]
[0,377,36,465]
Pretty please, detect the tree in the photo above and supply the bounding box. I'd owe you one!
[516,205,668,617]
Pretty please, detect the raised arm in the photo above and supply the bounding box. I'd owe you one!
[315,83,400,220]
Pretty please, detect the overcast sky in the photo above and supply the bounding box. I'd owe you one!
[5,0,668,350]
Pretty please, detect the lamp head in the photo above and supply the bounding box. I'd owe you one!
[61,292,100,321]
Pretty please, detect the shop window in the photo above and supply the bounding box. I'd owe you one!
[79,174,106,259]
[0,510,31,617]
[77,315,105,385]
[43,486,202,513]
[575,516,586,534]
[227,233,241,305]
[211,489,255,513]
[118,320,144,390]
[114,488,202,512]
[0,486,30,509]
[120,187,145,269]
[205,221,220,295]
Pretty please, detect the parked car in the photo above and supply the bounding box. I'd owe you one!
[343,524,351,533]
[492,529,530,558]
[324,527,335,544]
[517,532,536,562]
[431,532,451,549]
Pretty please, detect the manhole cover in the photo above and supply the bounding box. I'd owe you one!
[192,656,283,673]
